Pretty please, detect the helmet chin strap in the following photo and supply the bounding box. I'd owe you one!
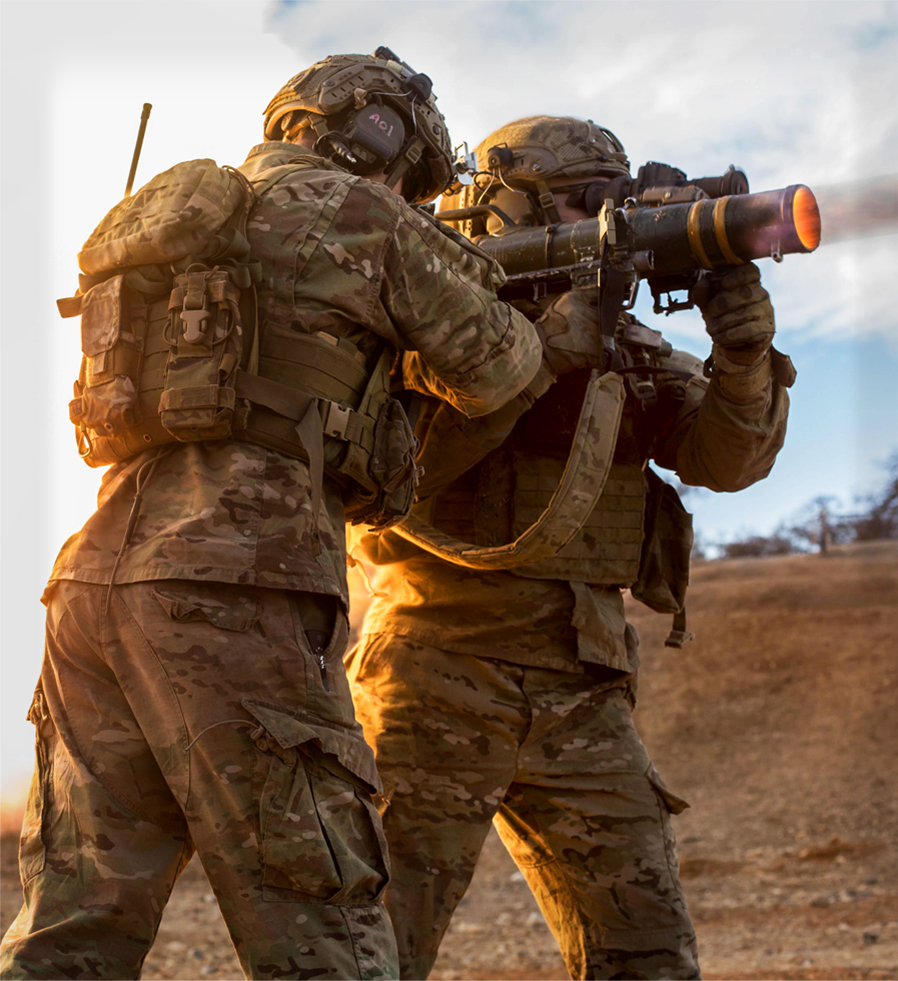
[383,135,425,197]
[534,180,562,224]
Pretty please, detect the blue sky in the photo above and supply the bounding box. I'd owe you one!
[2,0,896,791]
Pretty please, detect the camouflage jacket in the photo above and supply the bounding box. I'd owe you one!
[49,143,543,604]
[355,318,792,673]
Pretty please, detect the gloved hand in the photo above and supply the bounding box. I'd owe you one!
[534,288,603,377]
[693,262,775,366]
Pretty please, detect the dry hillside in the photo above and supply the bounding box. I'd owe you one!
[2,541,896,980]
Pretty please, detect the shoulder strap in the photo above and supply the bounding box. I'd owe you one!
[388,371,626,570]
[664,608,694,649]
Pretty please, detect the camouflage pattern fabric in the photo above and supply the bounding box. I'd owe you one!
[77,159,245,276]
[51,442,353,600]
[7,142,547,978]
[347,308,791,979]
[1,580,397,980]
[388,371,626,571]
[237,143,541,421]
[345,635,700,981]
[359,323,790,669]
[49,141,544,601]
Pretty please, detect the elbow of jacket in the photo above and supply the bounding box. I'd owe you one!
[680,452,775,494]
[712,464,775,494]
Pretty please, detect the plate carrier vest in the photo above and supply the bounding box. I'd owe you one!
[58,158,419,529]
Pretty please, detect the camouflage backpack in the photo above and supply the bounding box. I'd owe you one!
[58,158,419,528]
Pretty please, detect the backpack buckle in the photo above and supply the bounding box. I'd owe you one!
[181,302,210,343]
[181,269,212,343]
[322,401,351,440]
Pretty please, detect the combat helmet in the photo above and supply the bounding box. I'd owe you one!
[444,116,630,236]
[264,46,453,204]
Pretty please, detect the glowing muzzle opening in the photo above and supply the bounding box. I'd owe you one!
[793,185,821,251]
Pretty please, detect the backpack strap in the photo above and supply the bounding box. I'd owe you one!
[234,370,372,449]
[664,608,695,649]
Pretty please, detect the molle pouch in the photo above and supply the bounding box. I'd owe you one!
[363,397,421,527]
[630,468,693,615]
[341,350,421,529]
[160,265,243,441]
[69,275,144,449]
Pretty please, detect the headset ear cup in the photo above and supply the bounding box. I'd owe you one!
[344,104,407,174]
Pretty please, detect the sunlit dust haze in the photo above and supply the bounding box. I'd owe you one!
[2,0,897,801]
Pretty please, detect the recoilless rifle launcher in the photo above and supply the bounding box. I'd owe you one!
[437,161,822,333]
[400,160,822,600]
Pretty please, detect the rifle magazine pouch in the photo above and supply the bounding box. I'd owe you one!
[630,469,693,615]
[70,275,143,442]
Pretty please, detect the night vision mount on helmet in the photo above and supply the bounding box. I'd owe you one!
[263,47,454,204]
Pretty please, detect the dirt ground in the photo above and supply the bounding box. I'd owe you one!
[2,540,897,980]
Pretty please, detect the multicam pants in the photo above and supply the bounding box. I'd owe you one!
[345,634,701,981]
[0,580,398,981]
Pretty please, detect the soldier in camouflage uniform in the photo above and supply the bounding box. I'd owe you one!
[346,117,797,980]
[0,74,604,980]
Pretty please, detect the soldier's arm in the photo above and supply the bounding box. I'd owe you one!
[381,200,608,419]
[375,200,545,417]
[652,352,793,492]
[653,264,795,492]
[403,288,606,498]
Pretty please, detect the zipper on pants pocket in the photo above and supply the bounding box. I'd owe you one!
[306,630,331,693]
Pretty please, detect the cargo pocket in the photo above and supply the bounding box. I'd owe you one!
[153,583,260,631]
[646,762,690,887]
[243,697,388,906]
[19,687,54,883]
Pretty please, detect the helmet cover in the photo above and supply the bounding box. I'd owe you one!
[264,51,453,203]
[474,116,630,186]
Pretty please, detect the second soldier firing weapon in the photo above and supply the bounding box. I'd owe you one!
[438,161,821,320]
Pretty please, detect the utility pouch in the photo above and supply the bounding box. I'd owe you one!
[340,349,421,529]
[361,396,420,527]
[69,275,145,448]
[159,265,243,441]
[630,467,693,615]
